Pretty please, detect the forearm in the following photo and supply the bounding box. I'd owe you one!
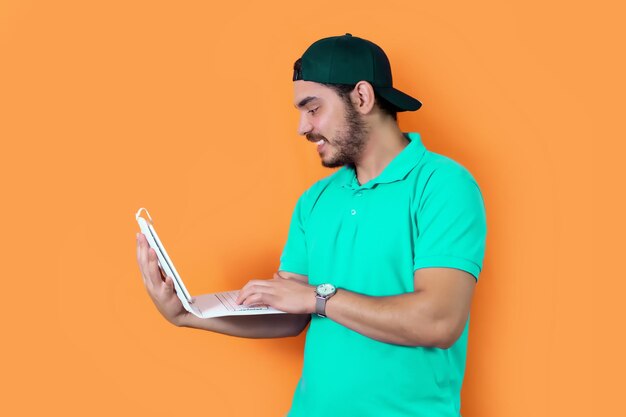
[178,312,311,339]
[324,290,456,348]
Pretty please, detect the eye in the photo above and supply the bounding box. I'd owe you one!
[308,107,319,115]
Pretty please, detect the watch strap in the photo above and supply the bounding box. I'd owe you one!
[315,295,327,317]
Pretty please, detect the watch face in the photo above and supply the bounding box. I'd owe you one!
[317,283,336,297]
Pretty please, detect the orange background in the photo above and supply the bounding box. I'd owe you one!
[1,1,623,416]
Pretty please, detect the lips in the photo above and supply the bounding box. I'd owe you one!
[306,135,328,152]
[306,133,326,142]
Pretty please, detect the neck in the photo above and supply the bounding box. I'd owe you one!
[354,120,408,185]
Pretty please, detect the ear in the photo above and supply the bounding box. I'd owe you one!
[351,81,376,115]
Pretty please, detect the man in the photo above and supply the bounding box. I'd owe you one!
[136,33,487,416]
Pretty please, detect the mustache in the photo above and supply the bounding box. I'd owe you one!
[306,133,327,143]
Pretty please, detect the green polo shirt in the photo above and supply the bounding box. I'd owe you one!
[280,132,487,417]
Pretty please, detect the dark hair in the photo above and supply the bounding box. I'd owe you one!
[293,58,398,121]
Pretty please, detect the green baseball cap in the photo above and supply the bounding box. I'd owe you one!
[293,33,422,112]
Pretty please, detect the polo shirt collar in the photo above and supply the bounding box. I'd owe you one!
[341,132,426,190]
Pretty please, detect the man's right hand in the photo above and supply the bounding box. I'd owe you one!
[136,233,189,326]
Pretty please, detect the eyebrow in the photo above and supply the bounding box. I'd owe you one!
[295,96,318,109]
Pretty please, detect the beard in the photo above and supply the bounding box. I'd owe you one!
[306,101,369,168]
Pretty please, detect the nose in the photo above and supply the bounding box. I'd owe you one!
[297,113,313,136]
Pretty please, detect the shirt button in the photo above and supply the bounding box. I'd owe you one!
[356,192,363,197]
[351,209,357,215]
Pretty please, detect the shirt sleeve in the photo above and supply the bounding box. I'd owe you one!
[412,169,487,280]
[279,194,309,276]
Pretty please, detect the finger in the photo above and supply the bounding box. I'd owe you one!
[237,280,270,303]
[136,233,141,261]
[239,280,276,305]
[136,235,152,284]
[241,292,271,307]
[166,276,177,294]
[139,246,152,288]
[237,286,260,305]
[236,287,250,304]
[141,238,165,283]
[136,236,145,277]
[140,246,155,288]
[247,302,269,308]
[146,248,164,288]
[138,235,149,274]
[136,237,150,286]
[136,233,147,260]
[237,281,273,303]
[157,265,167,281]
[162,276,175,296]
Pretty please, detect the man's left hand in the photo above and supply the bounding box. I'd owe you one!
[236,273,316,314]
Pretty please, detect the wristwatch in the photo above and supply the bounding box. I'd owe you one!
[315,283,337,318]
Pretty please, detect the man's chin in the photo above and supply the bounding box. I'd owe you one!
[321,158,345,168]
[319,148,351,168]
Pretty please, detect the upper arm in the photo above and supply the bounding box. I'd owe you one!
[413,267,476,348]
[412,168,487,280]
[279,194,310,276]
[408,167,485,347]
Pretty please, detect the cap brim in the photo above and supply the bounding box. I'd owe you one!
[375,87,422,112]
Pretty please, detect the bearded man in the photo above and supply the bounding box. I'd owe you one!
[137,33,487,417]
